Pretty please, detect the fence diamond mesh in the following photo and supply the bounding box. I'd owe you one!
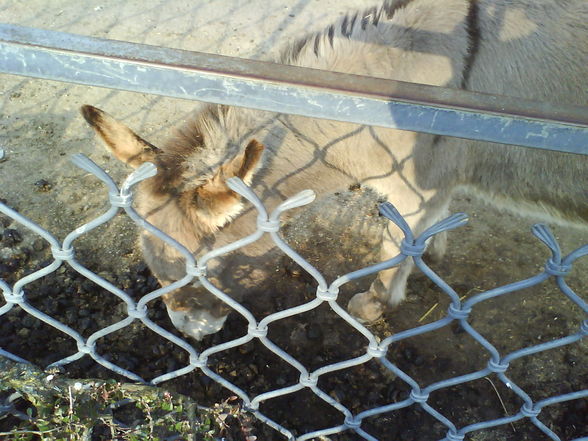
[0,154,586,441]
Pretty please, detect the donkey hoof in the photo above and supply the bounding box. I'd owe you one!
[347,291,385,323]
[426,230,447,263]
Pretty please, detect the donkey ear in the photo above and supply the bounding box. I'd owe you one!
[191,139,264,227]
[224,138,265,185]
[81,105,162,168]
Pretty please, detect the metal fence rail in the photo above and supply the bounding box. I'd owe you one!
[1,23,588,154]
[1,155,587,441]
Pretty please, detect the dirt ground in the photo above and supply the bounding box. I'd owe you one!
[0,1,586,440]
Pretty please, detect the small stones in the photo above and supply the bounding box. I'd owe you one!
[0,214,11,228]
[146,275,159,290]
[17,328,31,338]
[32,238,46,252]
[305,323,323,341]
[564,352,578,367]
[21,315,38,329]
[78,308,90,318]
[401,345,424,366]
[33,179,53,192]
[238,344,254,356]
[2,228,22,247]
[451,321,466,335]
[115,354,137,371]
[151,344,168,357]
[80,280,95,294]
[42,299,58,315]
[134,262,150,275]
[0,257,22,279]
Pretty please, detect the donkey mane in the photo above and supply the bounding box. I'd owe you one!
[280,0,417,64]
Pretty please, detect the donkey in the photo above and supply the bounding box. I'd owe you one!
[82,0,588,340]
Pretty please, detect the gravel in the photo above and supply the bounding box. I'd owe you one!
[1,188,586,440]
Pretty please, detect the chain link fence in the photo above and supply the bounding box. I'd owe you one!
[1,152,586,440]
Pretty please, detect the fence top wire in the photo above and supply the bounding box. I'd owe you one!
[1,154,587,441]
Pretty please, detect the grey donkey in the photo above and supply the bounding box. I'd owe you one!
[82,0,588,339]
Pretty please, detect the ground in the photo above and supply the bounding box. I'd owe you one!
[0,1,586,440]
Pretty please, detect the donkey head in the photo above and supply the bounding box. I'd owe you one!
[81,105,265,340]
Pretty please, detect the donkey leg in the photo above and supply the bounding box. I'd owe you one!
[347,198,451,322]
[347,238,413,322]
[425,203,450,262]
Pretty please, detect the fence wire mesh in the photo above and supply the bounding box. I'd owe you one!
[1,154,587,441]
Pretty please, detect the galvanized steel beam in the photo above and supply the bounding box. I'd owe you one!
[0,23,587,154]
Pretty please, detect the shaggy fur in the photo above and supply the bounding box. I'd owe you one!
[83,0,587,338]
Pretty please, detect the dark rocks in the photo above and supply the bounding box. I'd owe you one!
[2,228,22,246]
[0,214,11,228]
[33,179,53,192]
[305,322,323,341]
[32,238,46,251]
